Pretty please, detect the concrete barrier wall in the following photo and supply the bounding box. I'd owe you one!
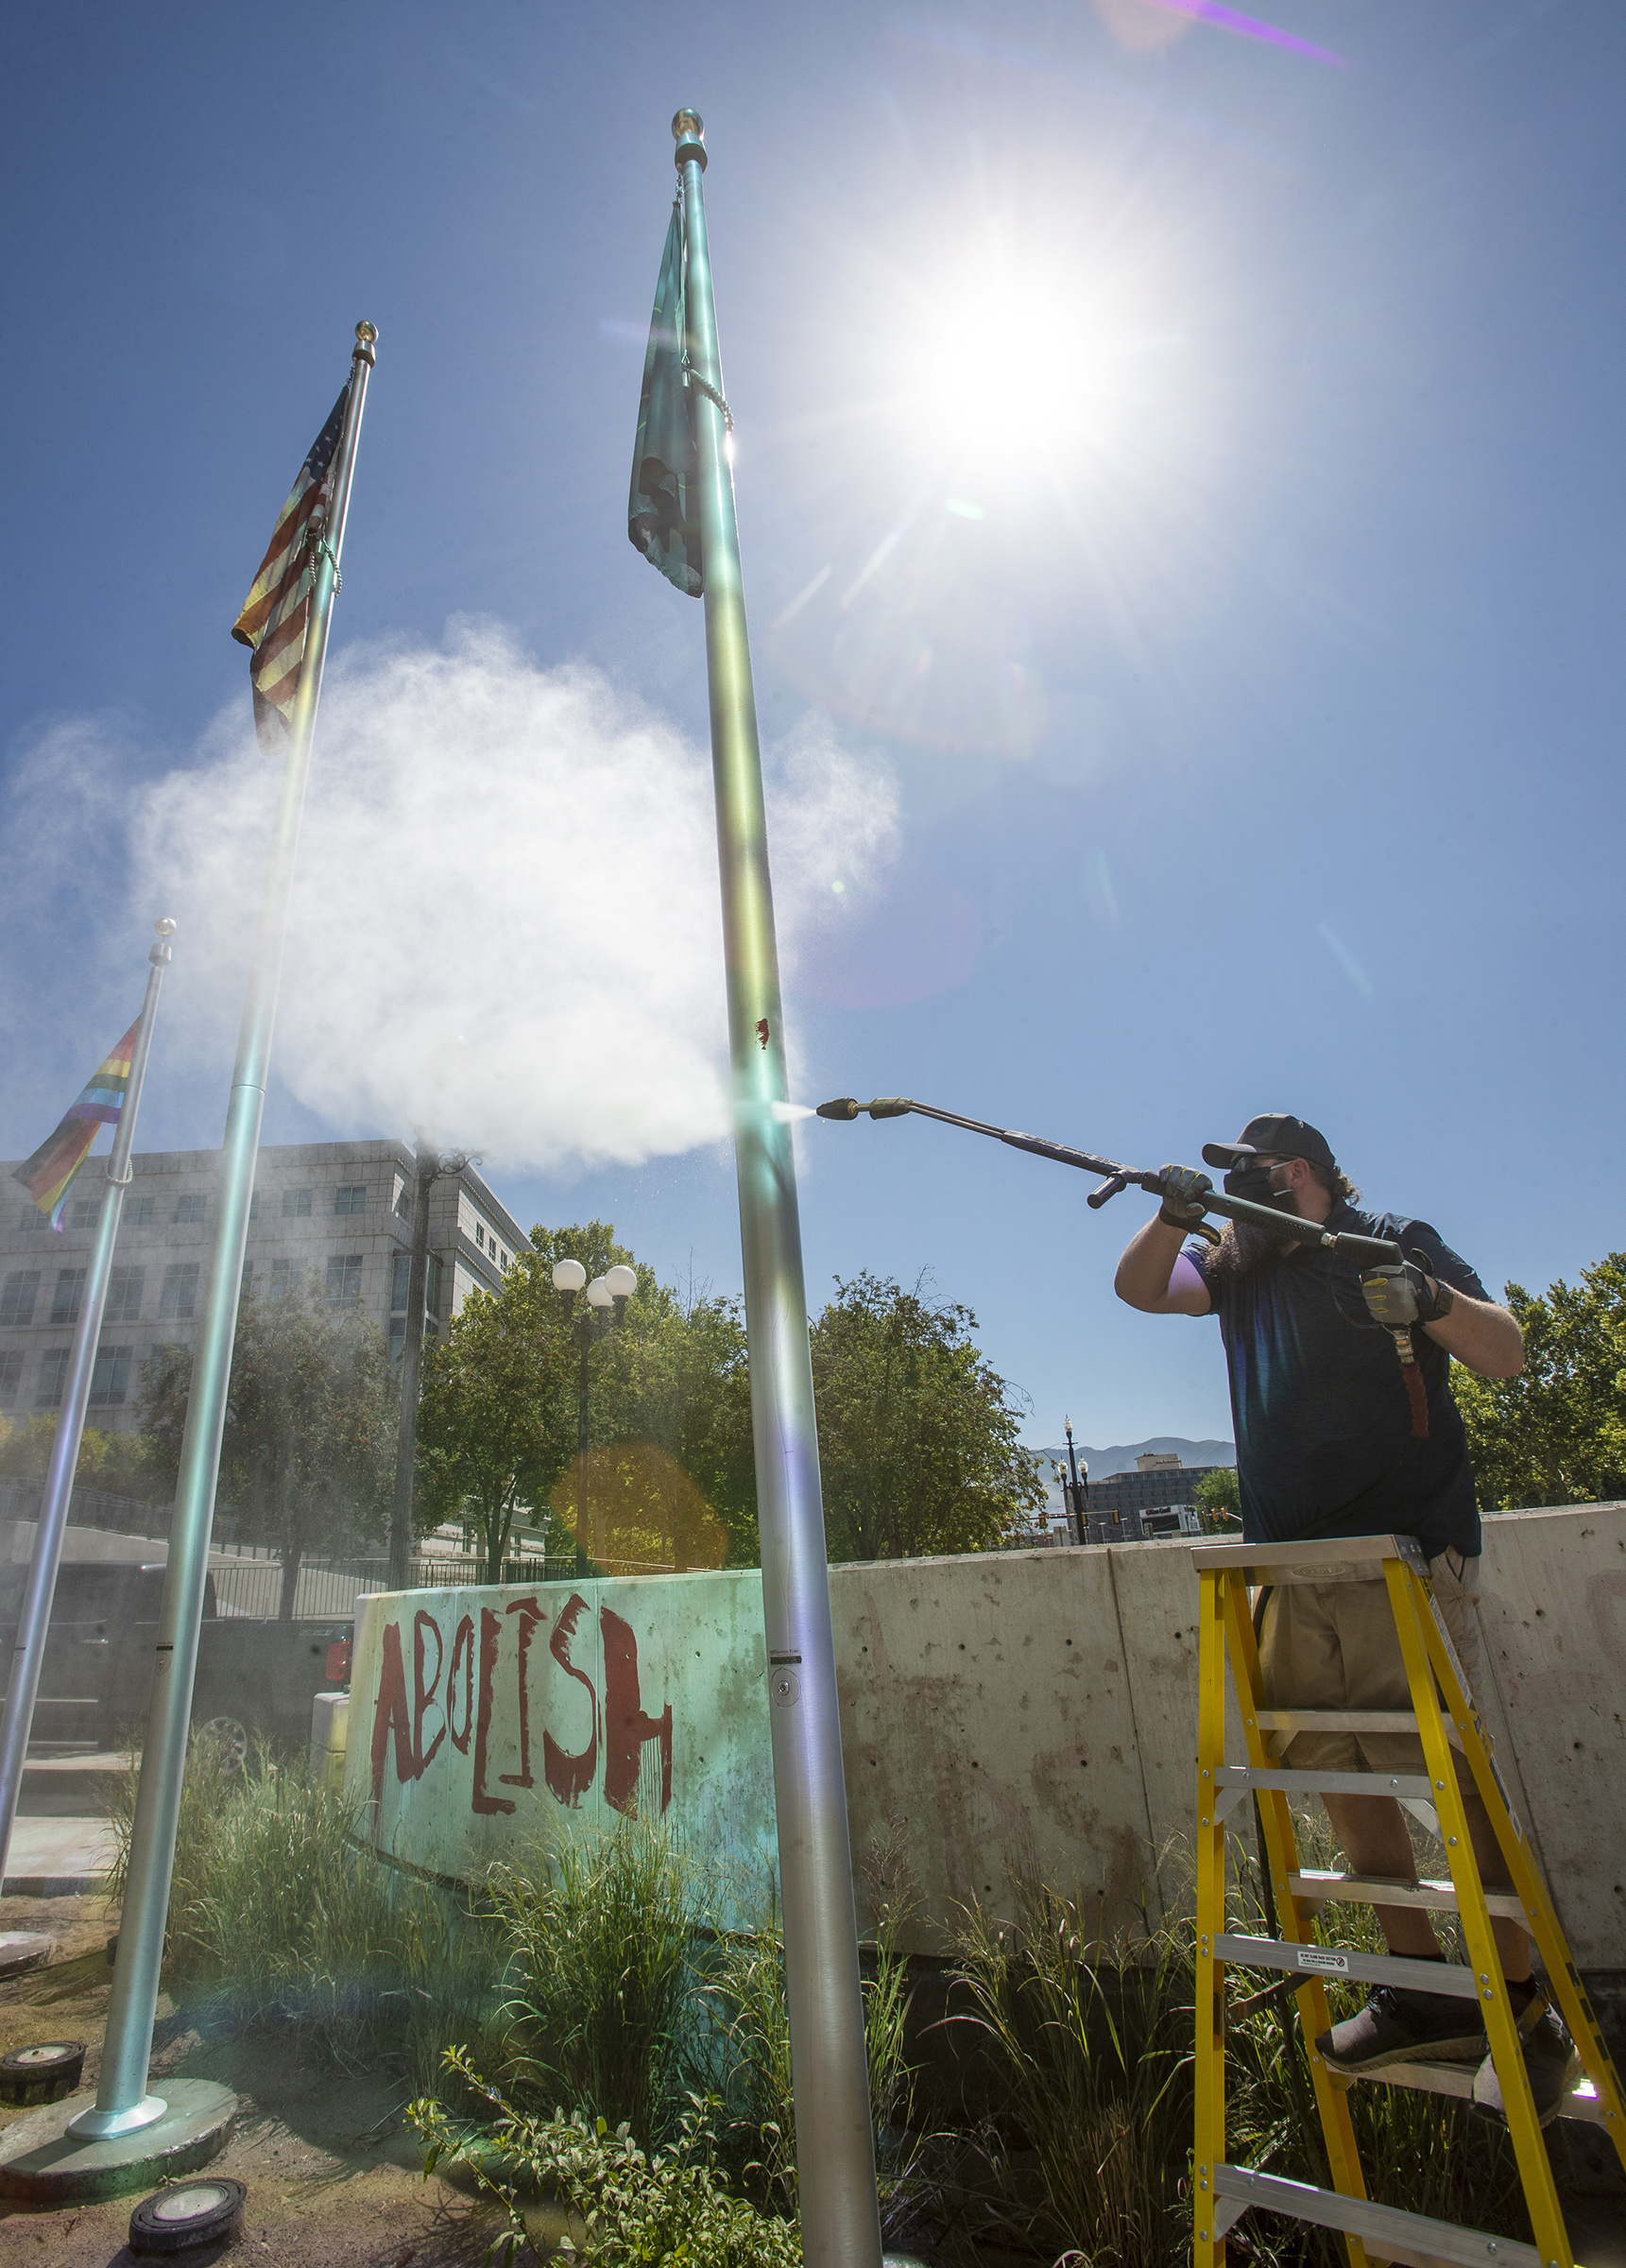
[346,1504,1626,1967]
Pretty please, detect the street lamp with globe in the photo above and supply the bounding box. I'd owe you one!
[553,1259,638,1576]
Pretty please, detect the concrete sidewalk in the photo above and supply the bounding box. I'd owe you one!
[2,1815,116,1898]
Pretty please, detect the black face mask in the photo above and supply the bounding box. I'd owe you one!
[1224,1163,1287,1209]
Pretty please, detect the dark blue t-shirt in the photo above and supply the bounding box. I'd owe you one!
[1190,1200,1491,1559]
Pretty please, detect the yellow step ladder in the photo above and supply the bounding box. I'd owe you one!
[1191,1531,1626,2268]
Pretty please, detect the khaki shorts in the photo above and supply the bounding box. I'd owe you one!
[1258,1549,1484,1774]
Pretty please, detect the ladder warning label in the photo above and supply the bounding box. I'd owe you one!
[1294,1948,1350,1975]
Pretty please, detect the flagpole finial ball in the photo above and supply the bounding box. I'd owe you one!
[355,321,378,346]
[154,919,178,938]
[672,110,704,141]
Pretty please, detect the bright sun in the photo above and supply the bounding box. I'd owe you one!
[888,233,1187,493]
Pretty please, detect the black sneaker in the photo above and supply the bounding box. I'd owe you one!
[1470,1989,1581,2129]
[1315,1984,1486,2074]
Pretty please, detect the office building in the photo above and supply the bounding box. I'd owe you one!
[0,1139,529,1432]
[1080,1451,1224,1544]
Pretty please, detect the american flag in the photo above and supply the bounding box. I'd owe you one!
[231,386,349,749]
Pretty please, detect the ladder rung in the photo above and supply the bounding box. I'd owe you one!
[1326,2053,1609,2127]
[1208,2162,1543,2267]
[1212,1762,1434,1821]
[1291,1868,1529,1923]
[1211,1932,1484,1999]
[1254,1706,1464,1753]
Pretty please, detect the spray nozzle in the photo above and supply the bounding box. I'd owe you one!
[816,1096,914,1122]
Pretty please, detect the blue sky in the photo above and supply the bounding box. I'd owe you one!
[2,0,1620,1451]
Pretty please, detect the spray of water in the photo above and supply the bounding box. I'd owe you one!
[2,622,898,1175]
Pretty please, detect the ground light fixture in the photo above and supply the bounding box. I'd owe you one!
[0,2042,85,2105]
[553,1260,638,1574]
[128,2175,248,2256]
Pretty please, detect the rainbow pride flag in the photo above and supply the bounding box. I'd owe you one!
[13,1019,142,1231]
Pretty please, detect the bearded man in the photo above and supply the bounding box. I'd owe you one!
[1114,1113,1575,2124]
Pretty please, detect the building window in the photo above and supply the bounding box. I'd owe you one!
[326,1254,363,1305]
[269,1258,294,1301]
[35,1349,70,1408]
[0,1351,23,1406]
[393,1176,411,1220]
[128,1195,156,1227]
[107,1265,145,1324]
[282,1188,313,1218]
[17,1205,45,1232]
[249,1192,260,1221]
[176,1193,207,1225]
[89,1348,131,1409]
[51,1268,87,1326]
[426,1254,443,1320]
[475,1223,486,1250]
[391,1251,412,1312]
[499,1248,508,1270]
[159,1263,200,1320]
[71,1197,102,1229]
[334,1185,367,1216]
[1,1271,41,1328]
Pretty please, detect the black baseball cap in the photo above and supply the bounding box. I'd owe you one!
[1202,1114,1337,1173]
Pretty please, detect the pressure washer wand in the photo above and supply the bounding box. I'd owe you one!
[815,1094,1404,1268]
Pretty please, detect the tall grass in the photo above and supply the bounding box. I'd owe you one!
[106,1741,1540,2263]
[104,1734,498,2081]
[700,1833,922,2233]
[488,1816,709,2145]
[948,1873,1194,2268]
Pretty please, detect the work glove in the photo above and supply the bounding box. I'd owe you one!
[1157,1164,1213,1230]
[1361,1261,1455,1329]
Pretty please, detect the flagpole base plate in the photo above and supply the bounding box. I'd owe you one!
[0,2079,236,2202]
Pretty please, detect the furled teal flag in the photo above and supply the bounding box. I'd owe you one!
[628,198,703,597]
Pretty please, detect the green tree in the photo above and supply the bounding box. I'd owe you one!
[809,1271,1045,1562]
[140,1282,398,1616]
[1194,1466,1241,1531]
[1453,1252,1626,1510]
[416,1223,760,1579]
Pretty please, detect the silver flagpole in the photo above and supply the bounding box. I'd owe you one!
[69,323,377,2146]
[0,920,176,1890]
[673,113,883,2267]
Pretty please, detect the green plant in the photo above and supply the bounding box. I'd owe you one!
[700,1834,924,2233]
[488,1816,708,2144]
[949,1874,1194,2268]
[104,1735,501,2074]
[412,2048,801,2268]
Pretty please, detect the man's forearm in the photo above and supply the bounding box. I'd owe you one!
[1423,1290,1525,1379]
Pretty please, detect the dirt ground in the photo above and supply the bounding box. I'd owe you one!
[0,1891,508,2268]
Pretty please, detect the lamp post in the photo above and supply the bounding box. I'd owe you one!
[388,1143,472,1591]
[552,1260,636,1577]
[1062,1418,1088,1544]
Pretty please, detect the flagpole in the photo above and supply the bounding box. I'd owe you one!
[675,113,883,2268]
[70,323,377,2145]
[0,922,176,1892]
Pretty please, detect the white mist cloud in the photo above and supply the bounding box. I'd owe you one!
[118,622,898,1173]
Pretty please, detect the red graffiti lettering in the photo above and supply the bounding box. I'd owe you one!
[601,1606,672,1814]
[542,1592,599,1807]
[446,1614,474,1754]
[500,1596,544,1789]
[413,1610,446,1776]
[370,1620,415,1809]
[471,1606,516,1815]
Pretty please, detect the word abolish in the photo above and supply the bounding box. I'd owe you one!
[368,1590,673,1817]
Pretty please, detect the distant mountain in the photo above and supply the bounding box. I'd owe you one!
[1033,1435,1235,1483]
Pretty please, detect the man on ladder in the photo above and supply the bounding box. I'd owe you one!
[1114,1110,1577,2123]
